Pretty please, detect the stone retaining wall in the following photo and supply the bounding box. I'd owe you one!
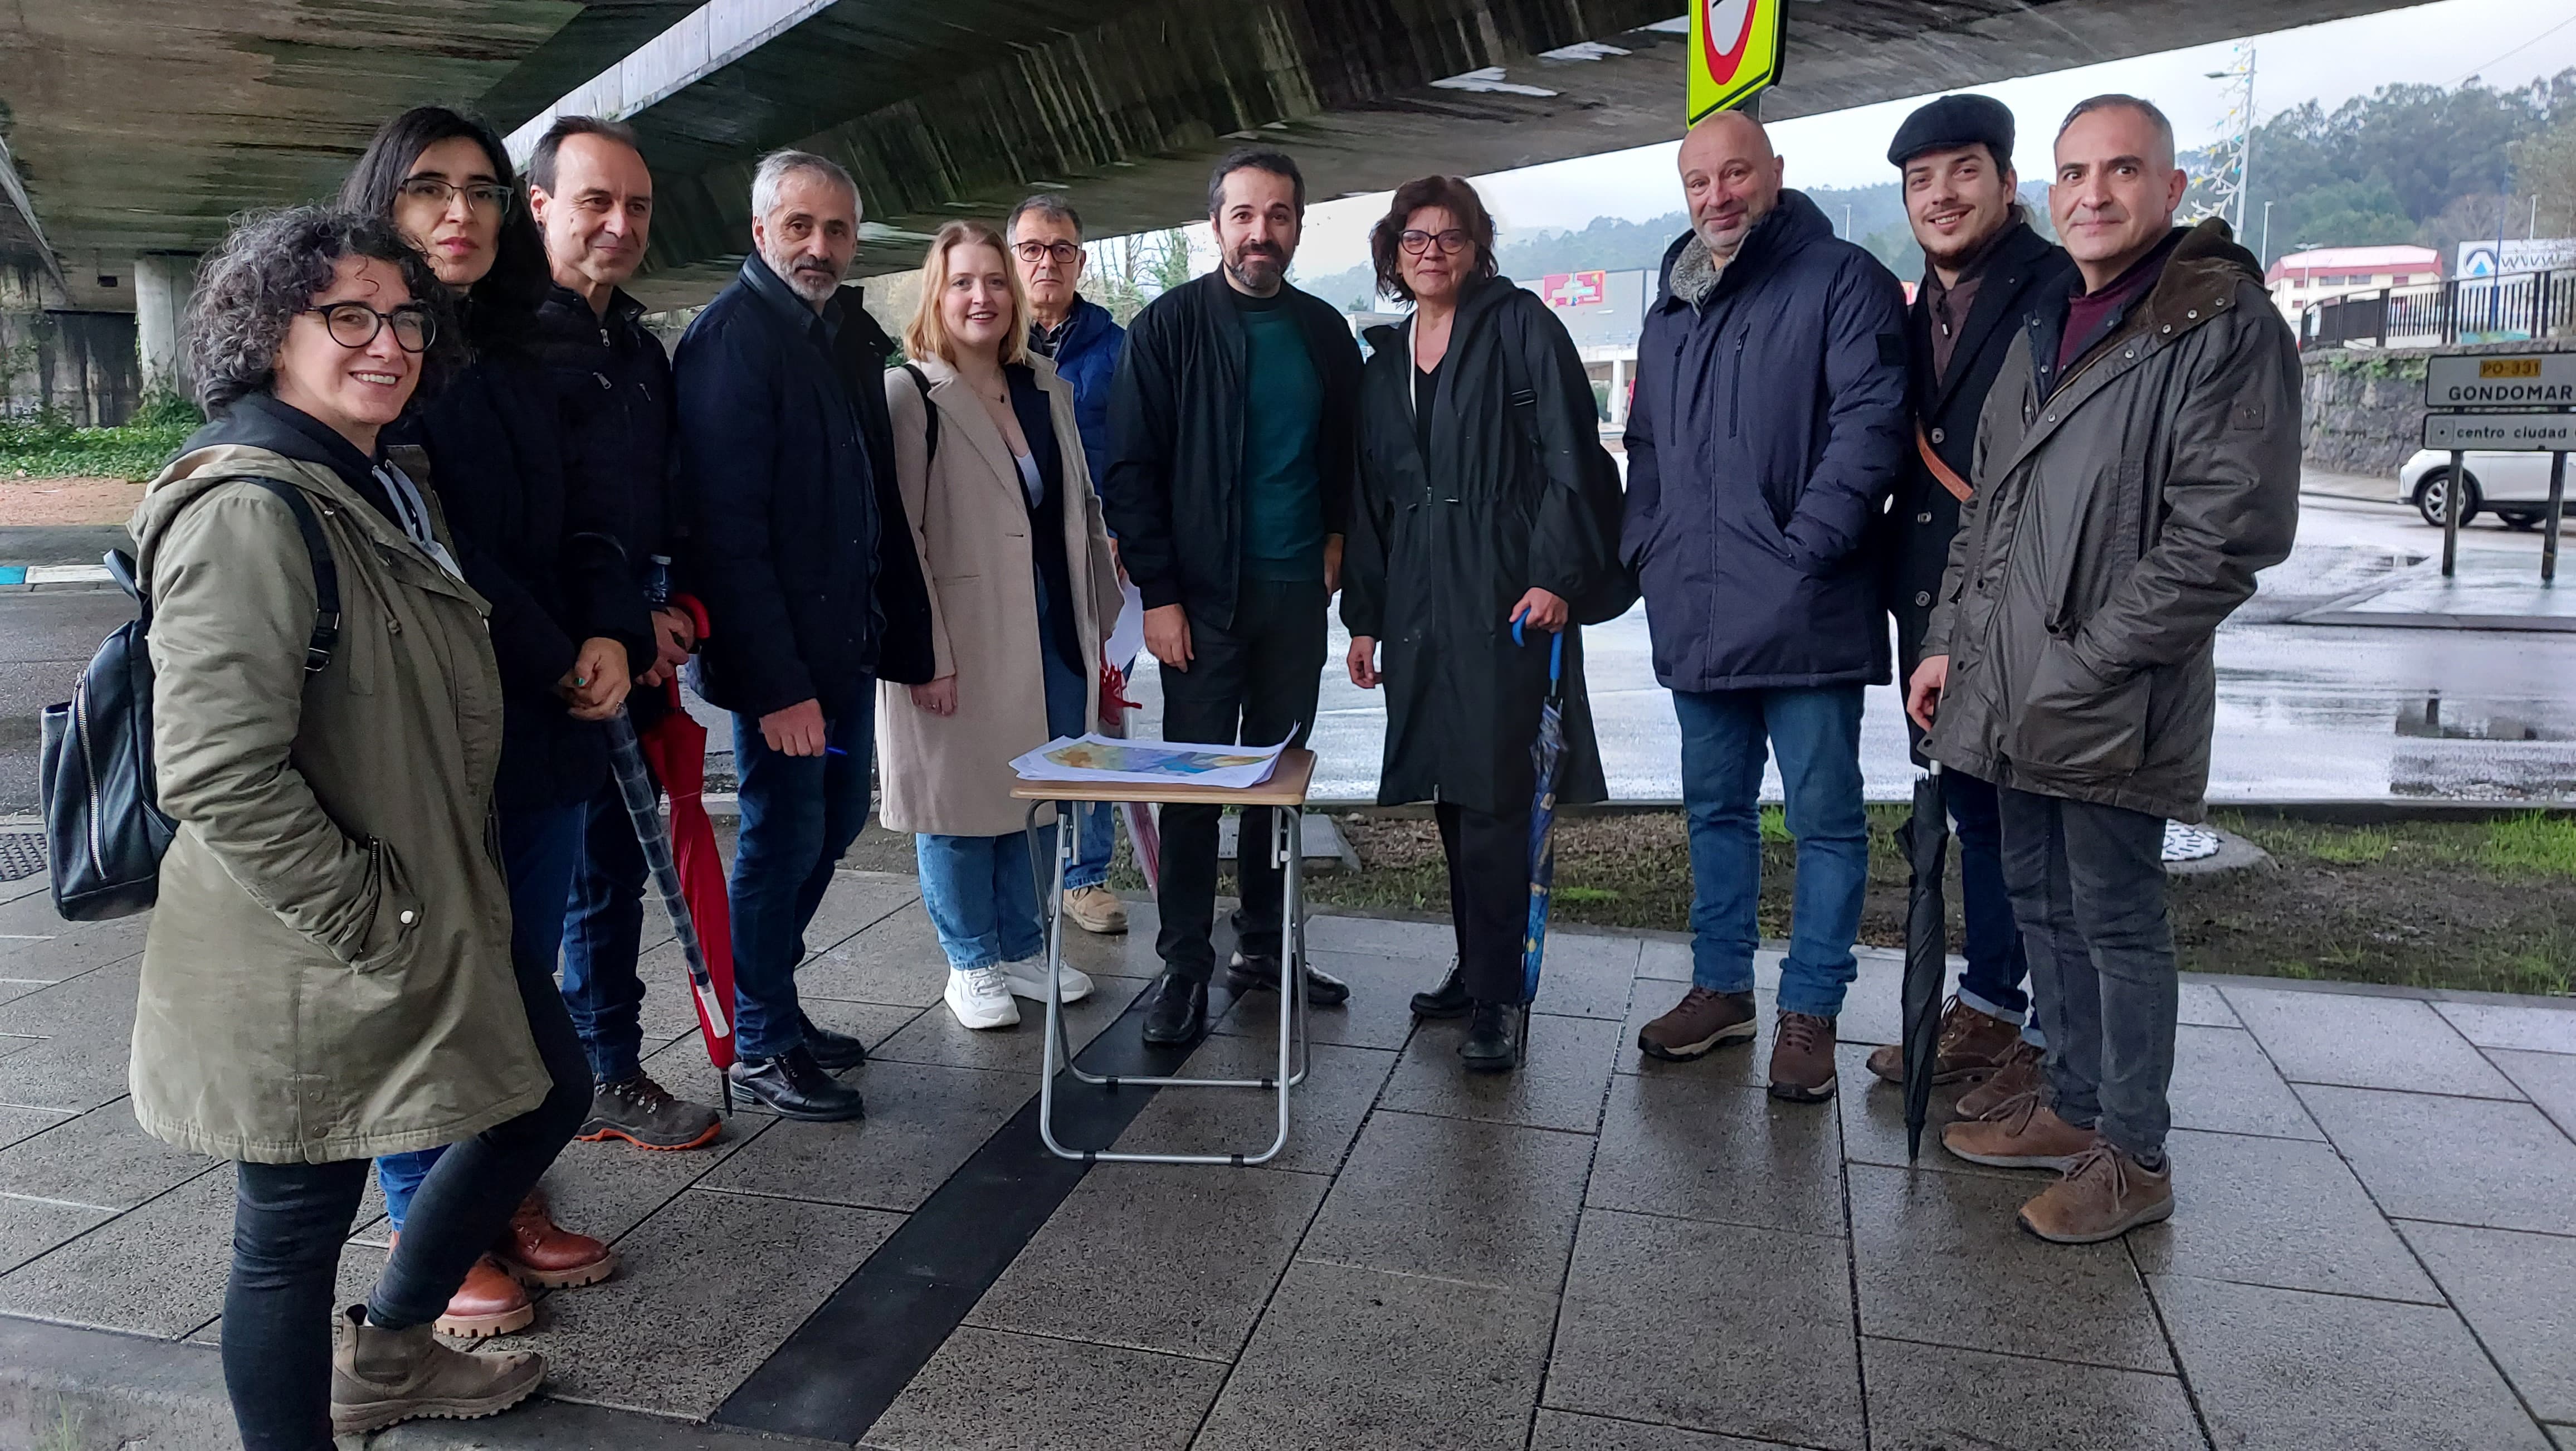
[2304,338,2576,480]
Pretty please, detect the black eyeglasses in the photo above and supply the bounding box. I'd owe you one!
[304,303,436,353]
[1399,228,1471,256]
[397,176,515,216]
[1013,240,1082,265]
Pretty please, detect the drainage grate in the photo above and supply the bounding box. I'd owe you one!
[0,834,45,884]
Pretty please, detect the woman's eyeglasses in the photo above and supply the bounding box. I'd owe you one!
[1399,228,1471,257]
[304,303,436,354]
[1012,240,1084,265]
[397,176,515,216]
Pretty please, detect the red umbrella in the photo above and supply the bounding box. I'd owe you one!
[1099,658,1162,894]
[622,683,739,1107]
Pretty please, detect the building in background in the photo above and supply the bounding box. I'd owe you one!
[1526,268,1648,426]
[2266,245,2442,324]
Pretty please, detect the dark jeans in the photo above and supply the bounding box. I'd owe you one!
[563,771,655,1085]
[729,682,875,1058]
[1154,577,1326,981]
[1997,786,2178,1161]
[1436,801,1534,1005]
[1947,770,2037,1033]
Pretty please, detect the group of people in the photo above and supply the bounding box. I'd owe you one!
[114,74,2295,1450]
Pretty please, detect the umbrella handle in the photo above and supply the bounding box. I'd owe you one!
[1510,621,1567,693]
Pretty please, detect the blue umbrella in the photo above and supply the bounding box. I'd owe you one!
[1513,621,1569,1019]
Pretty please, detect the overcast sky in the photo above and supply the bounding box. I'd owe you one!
[1256,0,2576,283]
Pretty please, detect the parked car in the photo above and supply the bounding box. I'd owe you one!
[2397,449,2567,530]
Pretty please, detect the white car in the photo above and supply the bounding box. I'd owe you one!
[2396,449,2567,530]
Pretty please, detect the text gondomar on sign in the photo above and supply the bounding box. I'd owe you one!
[2438,383,2576,403]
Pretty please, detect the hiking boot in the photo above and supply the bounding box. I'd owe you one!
[2019,1143,2175,1244]
[1409,961,1472,1019]
[491,1190,617,1292]
[1636,987,1759,1062]
[800,1011,870,1072]
[579,1073,720,1151]
[1001,957,1096,1004]
[945,966,1021,1030]
[1866,997,2026,1085]
[1460,1001,1521,1073]
[1767,1011,1839,1103]
[1940,1092,2096,1171]
[330,1303,544,1437]
[1955,1040,2046,1120]
[430,1253,533,1338]
[1063,885,1129,934]
[1228,951,1350,1006]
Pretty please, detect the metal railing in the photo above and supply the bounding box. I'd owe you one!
[2304,268,2576,350]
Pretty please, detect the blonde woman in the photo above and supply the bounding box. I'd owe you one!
[881,221,1123,1030]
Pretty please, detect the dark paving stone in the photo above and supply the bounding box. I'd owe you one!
[0,1192,112,1277]
[1300,1109,1591,1291]
[1636,938,1693,982]
[795,902,953,1007]
[2224,986,2520,1098]
[1111,1036,1397,1175]
[0,955,138,1036]
[1304,914,1456,958]
[0,1166,233,1336]
[2436,1001,2576,1055]
[2129,1128,2439,1303]
[1528,1410,1788,1450]
[965,1161,1328,1360]
[1377,1011,1621,1135]
[2300,1084,2576,1235]
[2177,981,2241,1028]
[1860,1337,2204,1451]
[0,1032,129,1114]
[2491,1048,2576,1141]
[701,1061,1030,1214]
[800,873,925,955]
[0,907,147,980]
[859,1326,1224,1451]
[0,1101,217,1210]
[529,1116,774,1248]
[2169,1024,2325,1141]
[1532,933,1644,1021]
[1847,1164,2174,1374]
[377,1395,817,1449]
[1832,1046,2021,1182]
[2154,1271,2551,1450]
[870,974,1144,1075]
[0,1034,40,1061]
[1546,1209,1864,1449]
[1835,950,1930,1049]
[2402,1220,2576,1424]
[1211,948,1429,1052]
[507,1188,902,1418]
[0,1104,68,1152]
[1194,1259,1555,1451]
[1587,1072,1843,1233]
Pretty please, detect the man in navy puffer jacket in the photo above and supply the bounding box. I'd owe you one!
[1622,110,1909,1104]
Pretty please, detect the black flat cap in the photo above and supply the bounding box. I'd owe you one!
[1887,93,2016,169]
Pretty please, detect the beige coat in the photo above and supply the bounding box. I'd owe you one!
[877,354,1121,838]
[127,442,548,1163]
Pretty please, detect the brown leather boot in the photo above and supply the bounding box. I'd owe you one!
[490,1189,618,1291]
[1866,997,2026,1085]
[1767,1011,1838,1103]
[330,1303,544,1436]
[2018,1143,2175,1244]
[1636,986,1759,1061]
[1939,1092,2097,1171]
[1955,1040,2045,1120]
[387,1232,533,1338]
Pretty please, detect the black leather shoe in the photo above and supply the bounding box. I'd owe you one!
[727,1046,866,1122]
[799,1011,869,1072]
[1409,962,1472,1019]
[1140,973,1208,1046]
[1227,952,1351,1007]
[1460,1001,1521,1073]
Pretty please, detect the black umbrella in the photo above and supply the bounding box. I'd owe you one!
[1897,765,1951,1158]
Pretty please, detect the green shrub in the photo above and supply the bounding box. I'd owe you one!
[0,389,202,482]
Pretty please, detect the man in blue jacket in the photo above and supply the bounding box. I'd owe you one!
[1008,192,1130,939]
[1624,110,1909,1103]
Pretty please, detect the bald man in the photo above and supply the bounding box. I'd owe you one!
[1623,109,1909,1103]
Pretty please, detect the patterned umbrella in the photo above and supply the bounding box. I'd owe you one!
[1517,622,1569,1016]
[611,683,740,1113]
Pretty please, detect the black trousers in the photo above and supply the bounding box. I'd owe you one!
[1436,800,1535,1005]
[221,946,591,1451]
[1155,577,1326,980]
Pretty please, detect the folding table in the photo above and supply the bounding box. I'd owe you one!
[1013,747,1318,1165]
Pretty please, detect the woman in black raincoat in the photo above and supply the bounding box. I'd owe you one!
[1343,175,1628,1074]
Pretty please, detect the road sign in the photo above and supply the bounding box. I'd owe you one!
[2422,412,2576,450]
[2424,353,2576,408]
[1688,0,1786,124]
[1540,271,1607,308]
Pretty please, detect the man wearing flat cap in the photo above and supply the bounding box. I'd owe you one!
[1867,95,2074,1107]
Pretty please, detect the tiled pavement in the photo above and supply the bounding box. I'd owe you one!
[2,863,2574,1450]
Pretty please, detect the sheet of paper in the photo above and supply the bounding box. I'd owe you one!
[1105,576,1145,674]
[1011,733,1284,791]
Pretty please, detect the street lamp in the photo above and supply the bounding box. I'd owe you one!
[2261,199,2274,264]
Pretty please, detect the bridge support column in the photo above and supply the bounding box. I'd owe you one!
[135,252,199,402]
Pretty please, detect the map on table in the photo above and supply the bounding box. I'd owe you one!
[1011,734,1285,790]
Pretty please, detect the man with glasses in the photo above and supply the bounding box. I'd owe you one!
[1007,193,1130,937]
[1101,146,1364,1045]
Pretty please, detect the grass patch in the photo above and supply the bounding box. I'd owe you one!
[2308,827,2394,865]
[2487,812,2576,878]
[0,392,201,482]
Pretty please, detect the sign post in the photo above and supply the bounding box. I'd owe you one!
[1687,0,1787,124]
[2421,352,2573,581]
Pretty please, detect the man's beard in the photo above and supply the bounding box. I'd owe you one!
[766,245,843,303]
[1226,241,1288,293]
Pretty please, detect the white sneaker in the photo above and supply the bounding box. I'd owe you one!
[1002,958,1095,1005]
[945,966,1021,1030]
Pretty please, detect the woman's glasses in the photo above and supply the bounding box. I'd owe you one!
[1399,228,1471,256]
[397,176,515,216]
[305,303,436,354]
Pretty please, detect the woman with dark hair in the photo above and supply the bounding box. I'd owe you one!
[1342,175,1628,1073]
[339,105,632,1334]
[132,204,574,1447]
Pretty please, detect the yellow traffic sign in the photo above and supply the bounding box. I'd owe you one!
[1688,0,1787,124]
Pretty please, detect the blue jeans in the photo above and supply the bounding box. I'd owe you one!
[1672,685,1869,1020]
[1064,801,1117,892]
[918,831,1047,970]
[728,685,875,1060]
[1946,769,2043,1048]
[562,775,651,1085]
[377,799,586,1231]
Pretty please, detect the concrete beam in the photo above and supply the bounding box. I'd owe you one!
[133,253,199,400]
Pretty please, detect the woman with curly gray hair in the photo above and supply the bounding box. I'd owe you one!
[128,204,583,1448]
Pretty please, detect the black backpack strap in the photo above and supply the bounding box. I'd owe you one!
[901,362,939,466]
[243,479,341,674]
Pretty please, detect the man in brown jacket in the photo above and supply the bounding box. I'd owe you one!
[1905,95,2299,1244]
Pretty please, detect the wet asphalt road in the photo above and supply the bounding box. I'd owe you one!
[0,586,138,815]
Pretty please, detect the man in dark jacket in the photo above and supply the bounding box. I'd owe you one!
[1865,96,2077,1106]
[1101,146,1364,1044]
[1911,96,2299,1243]
[674,150,926,1122]
[1623,111,1909,1103]
[1009,192,1131,939]
[526,115,724,1151]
